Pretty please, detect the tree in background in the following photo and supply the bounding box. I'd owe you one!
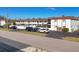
[12,20,16,25]
[0,16,6,19]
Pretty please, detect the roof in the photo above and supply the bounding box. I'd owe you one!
[48,16,79,20]
[13,18,48,22]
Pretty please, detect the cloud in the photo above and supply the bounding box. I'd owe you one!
[48,7,56,10]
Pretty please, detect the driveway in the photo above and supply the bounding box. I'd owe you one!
[0,30,79,52]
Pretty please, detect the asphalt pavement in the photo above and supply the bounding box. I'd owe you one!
[0,36,28,52]
[0,30,79,52]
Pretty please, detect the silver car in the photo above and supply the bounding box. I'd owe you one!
[38,28,49,33]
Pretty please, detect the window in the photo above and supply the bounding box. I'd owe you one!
[48,20,51,24]
[47,25,51,28]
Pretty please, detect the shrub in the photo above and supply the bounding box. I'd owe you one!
[62,28,69,32]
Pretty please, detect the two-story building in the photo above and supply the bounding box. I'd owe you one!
[1,16,79,32]
[15,18,48,28]
[48,16,79,32]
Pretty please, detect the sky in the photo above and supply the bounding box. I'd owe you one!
[0,7,79,19]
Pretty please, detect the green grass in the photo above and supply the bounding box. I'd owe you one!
[64,37,79,42]
[0,28,9,31]
[1,28,47,37]
[18,30,47,37]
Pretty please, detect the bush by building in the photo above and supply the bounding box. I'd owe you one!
[62,28,69,32]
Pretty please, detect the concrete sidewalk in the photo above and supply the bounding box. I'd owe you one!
[0,30,79,52]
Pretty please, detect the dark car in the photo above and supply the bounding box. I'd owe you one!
[9,26,17,29]
[0,26,4,28]
[33,28,40,32]
[26,27,33,31]
[26,27,40,32]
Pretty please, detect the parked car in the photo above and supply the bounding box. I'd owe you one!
[33,28,40,32]
[38,28,49,33]
[0,26,4,28]
[16,25,26,30]
[26,27,34,31]
[26,27,40,32]
[9,26,17,29]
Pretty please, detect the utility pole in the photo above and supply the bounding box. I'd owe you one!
[6,8,9,29]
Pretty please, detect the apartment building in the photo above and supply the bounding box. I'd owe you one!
[0,16,79,32]
[15,18,48,28]
[49,16,79,32]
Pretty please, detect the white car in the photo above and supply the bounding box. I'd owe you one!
[16,25,26,30]
[38,28,49,33]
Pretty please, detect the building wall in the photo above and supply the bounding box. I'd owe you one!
[50,19,72,32]
[0,20,6,26]
[16,21,28,25]
[15,21,48,28]
[65,19,71,32]
[71,20,79,31]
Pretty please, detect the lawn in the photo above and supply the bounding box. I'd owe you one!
[17,30,47,37]
[64,37,79,42]
[0,28,9,31]
[0,28,47,37]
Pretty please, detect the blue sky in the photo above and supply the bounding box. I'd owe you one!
[0,7,79,19]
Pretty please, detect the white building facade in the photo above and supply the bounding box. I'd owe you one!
[0,19,6,26]
[1,16,79,32]
[49,16,79,32]
[15,19,48,28]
